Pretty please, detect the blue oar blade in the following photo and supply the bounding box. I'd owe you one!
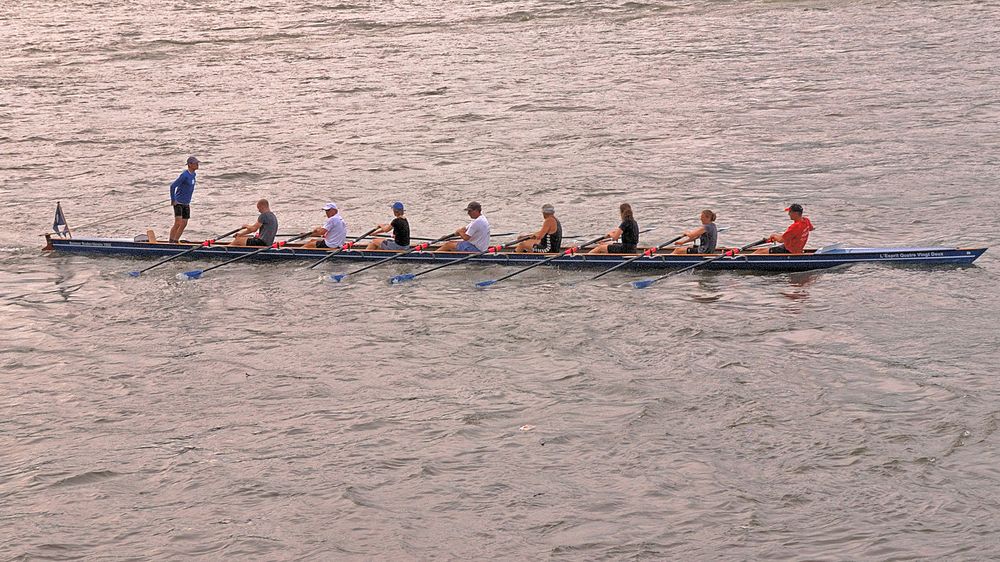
[389,273,415,285]
[475,280,497,288]
[329,273,347,283]
[127,271,141,277]
[632,279,655,289]
[180,270,203,280]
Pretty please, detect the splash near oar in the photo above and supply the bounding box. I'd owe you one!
[631,238,768,289]
[305,226,381,270]
[475,235,608,288]
[127,227,241,277]
[180,232,311,280]
[388,235,533,284]
[328,233,457,283]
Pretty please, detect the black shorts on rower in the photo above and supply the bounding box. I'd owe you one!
[768,245,790,254]
[246,237,267,247]
[173,204,191,219]
[607,243,637,254]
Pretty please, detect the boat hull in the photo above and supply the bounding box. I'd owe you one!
[45,237,987,273]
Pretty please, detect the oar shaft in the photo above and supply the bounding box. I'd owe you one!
[411,236,531,279]
[486,235,607,285]
[136,227,241,274]
[649,238,768,284]
[346,233,456,276]
[591,235,684,280]
[306,226,381,269]
[197,232,311,274]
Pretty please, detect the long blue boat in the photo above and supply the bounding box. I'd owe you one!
[44,235,987,273]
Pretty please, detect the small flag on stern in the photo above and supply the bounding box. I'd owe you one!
[53,202,70,237]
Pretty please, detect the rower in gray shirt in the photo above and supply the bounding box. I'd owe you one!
[233,199,279,247]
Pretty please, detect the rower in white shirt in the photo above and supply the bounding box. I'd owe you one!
[301,202,348,249]
[437,201,490,252]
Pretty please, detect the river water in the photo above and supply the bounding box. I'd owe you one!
[2,1,999,559]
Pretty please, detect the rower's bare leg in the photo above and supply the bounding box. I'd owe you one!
[588,243,609,255]
[231,234,247,247]
[169,217,188,243]
[300,239,320,249]
[515,238,540,253]
[753,247,771,254]
[365,237,386,250]
[437,240,459,252]
[671,246,690,255]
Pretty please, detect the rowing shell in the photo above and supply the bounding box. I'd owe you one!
[44,236,987,273]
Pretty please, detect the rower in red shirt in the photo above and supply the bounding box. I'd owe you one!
[754,203,815,254]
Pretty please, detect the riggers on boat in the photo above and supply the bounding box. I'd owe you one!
[44,235,987,273]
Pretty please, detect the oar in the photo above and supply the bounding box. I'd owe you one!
[389,235,533,284]
[475,235,608,288]
[288,231,517,242]
[127,227,241,277]
[590,235,684,280]
[305,226,381,270]
[631,238,769,289]
[590,227,730,280]
[180,232,312,280]
[328,233,457,283]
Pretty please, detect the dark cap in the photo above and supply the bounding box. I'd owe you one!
[465,201,482,212]
[784,203,804,213]
[187,156,200,165]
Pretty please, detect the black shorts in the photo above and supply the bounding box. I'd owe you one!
[173,204,191,219]
[687,246,718,254]
[246,237,268,247]
[607,243,637,254]
[768,245,789,254]
[316,240,330,249]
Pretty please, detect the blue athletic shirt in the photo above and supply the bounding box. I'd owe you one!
[170,169,196,205]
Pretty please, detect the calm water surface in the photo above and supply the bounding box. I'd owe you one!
[2,1,999,559]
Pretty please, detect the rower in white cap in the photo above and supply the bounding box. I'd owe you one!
[301,202,348,249]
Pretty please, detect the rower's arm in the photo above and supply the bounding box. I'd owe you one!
[533,220,554,239]
[607,227,623,240]
[678,226,706,245]
[239,220,263,236]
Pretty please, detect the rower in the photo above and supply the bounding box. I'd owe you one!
[232,199,278,247]
[515,204,562,253]
[301,203,348,249]
[754,203,815,254]
[671,209,718,254]
[365,201,410,251]
[589,203,639,254]
[437,201,490,252]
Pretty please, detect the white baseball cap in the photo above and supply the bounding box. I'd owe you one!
[322,202,338,210]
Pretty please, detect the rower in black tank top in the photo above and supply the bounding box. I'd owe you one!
[535,218,562,253]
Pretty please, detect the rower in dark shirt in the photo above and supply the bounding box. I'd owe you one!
[515,204,562,253]
[232,199,278,246]
[366,201,411,250]
[590,203,639,254]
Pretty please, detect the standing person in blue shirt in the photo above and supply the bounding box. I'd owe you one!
[169,156,199,243]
